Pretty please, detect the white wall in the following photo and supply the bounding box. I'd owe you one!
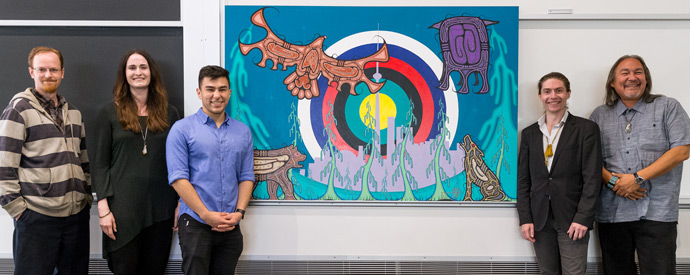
[240,204,690,261]
[519,0,690,17]
[2,0,690,263]
[184,0,690,262]
[519,19,690,199]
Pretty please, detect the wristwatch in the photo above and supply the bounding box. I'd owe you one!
[633,172,645,185]
[607,175,619,189]
[235,208,246,219]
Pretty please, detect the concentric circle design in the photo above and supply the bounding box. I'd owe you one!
[298,31,458,159]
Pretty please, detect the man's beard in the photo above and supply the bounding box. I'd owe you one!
[40,80,59,94]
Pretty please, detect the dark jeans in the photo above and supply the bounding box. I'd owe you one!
[107,217,175,275]
[178,214,243,275]
[598,220,677,275]
[13,206,90,275]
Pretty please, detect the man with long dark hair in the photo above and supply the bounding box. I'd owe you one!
[590,55,690,274]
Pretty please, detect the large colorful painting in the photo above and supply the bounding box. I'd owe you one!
[224,5,518,202]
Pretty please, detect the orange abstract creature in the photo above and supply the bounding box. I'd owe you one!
[239,8,390,99]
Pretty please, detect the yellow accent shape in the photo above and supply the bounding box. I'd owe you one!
[359,93,396,130]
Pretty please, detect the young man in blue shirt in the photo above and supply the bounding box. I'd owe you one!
[167,65,254,274]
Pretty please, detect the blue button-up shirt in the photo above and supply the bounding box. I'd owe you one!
[166,108,254,224]
[590,96,690,223]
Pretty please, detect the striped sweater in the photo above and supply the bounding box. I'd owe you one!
[0,88,92,218]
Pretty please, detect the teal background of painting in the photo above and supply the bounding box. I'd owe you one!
[224,5,518,200]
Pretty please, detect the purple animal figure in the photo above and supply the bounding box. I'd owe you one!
[254,145,306,200]
[431,16,498,94]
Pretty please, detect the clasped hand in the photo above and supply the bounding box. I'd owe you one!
[611,173,647,200]
[201,211,241,232]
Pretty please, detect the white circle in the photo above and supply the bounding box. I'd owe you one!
[298,31,458,158]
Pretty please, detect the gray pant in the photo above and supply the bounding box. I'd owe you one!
[533,211,589,275]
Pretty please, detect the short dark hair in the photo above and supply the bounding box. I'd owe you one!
[28,46,64,68]
[538,72,570,94]
[604,55,660,107]
[198,65,230,88]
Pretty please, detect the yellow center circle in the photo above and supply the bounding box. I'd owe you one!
[359,93,396,130]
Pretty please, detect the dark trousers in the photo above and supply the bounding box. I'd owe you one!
[178,214,243,275]
[598,220,677,275]
[13,206,90,275]
[533,209,589,275]
[107,217,175,275]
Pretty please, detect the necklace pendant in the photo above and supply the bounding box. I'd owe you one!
[142,144,147,155]
[625,122,632,134]
[545,144,553,158]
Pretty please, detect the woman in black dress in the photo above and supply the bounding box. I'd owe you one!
[93,49,180,274]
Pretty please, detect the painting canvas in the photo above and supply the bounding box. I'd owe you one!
[224,5,518,202]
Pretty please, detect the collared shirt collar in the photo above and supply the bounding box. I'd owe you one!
[31,88,66,128]
[195,108,230,126]
[31,88,66,109]
[537,110,569,128]
[615,98,647,116]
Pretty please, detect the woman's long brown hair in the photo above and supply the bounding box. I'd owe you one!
[113,49,169,133]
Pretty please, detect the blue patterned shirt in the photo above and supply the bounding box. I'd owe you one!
[590,96,690,223]
[166,108,254,224]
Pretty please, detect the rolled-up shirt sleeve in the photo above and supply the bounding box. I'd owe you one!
[238,130,255,183]
[166,121,190,185]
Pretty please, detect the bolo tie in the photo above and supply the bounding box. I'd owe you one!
[544,125,563,167]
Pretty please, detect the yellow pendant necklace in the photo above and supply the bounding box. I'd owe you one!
[544,124,563,167]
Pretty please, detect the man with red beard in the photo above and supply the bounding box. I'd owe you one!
[590,55,690,275]
[0,47,92,274]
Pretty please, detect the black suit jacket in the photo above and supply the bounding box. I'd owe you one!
[517,113,602,231]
